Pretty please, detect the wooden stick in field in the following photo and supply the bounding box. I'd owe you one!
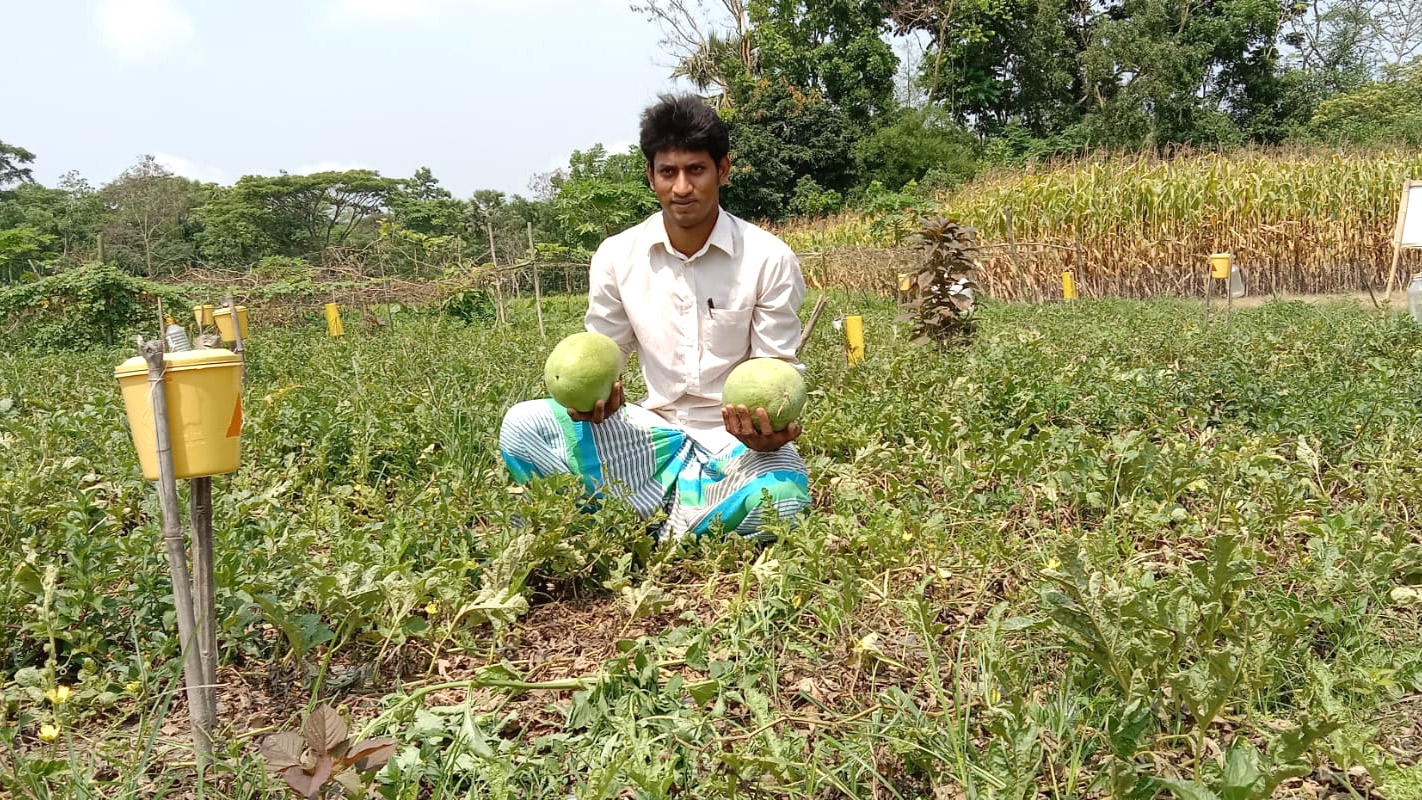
[797,294,829,358]
[139,338,214,762]
[528,223,545,338]
[486,221,506,325]
[190,476,218,727]
[1384,180,1416,308]
[224,292,246,382]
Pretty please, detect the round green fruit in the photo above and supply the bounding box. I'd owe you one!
[722,358,807,431]
[544,331,622,413]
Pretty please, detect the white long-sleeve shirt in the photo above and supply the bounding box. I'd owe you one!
[585,208,806,452]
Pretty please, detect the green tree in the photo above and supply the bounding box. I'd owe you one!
[787,175,844,216]
[388,166,468,238]
[0,227,54,283]
[1309,57,1422,143]
[721,79,855,221]
[0,141,35,188]
[890,0,1089,137]
[631,0,901,129]
[0,184,66,251]
[545,144,659,251]
[1275,0,1377,134]
[196,170,398,265]
[469,189,542,264]
[852,105,977,192]
[630,0,757,102]
[1077,0,1288,147]
[0,173,106,269]
[749,0,900,125]
[99,155,211,276]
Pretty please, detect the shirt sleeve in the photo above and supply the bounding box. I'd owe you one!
[749,248,807,373]
[584,243,637,363]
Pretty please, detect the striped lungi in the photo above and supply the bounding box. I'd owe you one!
[499,399,810,538]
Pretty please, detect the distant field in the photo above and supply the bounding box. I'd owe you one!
[779,147,1422,301]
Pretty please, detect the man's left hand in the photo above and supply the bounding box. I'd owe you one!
[722,404,801,452]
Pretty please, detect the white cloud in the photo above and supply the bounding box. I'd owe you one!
[325,0,446,23]
[294,161,373,175]
[94,0,197,61]
[153,152,230,184]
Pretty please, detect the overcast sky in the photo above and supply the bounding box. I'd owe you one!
[3,0,691,197]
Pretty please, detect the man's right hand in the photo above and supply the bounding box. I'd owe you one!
[567,381,624,424]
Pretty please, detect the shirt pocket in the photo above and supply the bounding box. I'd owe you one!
[703,305,753,367]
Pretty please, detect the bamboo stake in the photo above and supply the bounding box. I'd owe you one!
[139,338,213,762]
[486,221,506,325]
[1073,243,1086,298]
[796,294,829,358]
[1384,181,1414,308]
[224,292,245,382]
[190,476,218,720]
[1204,265,1213,322]
[528,223,545,338]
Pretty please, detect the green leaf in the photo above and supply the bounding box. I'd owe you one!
[13,666,42,688]
[1220,742,1262,800]
[686,679,720,706]
[1106,698,1153,759]
[1157,777,1223,800]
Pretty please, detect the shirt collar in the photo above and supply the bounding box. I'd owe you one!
[648,207,739,262]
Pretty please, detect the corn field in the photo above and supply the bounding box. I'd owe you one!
[779,147,1422,301]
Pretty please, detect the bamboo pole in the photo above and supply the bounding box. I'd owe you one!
[224,292,245,382]
[1204,263,1213,322]
[1384,181,1415,308]
[486,222,506,325]
[190,477,218,717]
[796,294,829,358]
[528,223,545,338]
[1074,243,1086,298]
[139,339,213,761]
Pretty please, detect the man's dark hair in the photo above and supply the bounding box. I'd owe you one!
[639,94,730,165]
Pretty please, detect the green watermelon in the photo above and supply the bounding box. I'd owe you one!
[544,331,622,412]
[722,358,807,431]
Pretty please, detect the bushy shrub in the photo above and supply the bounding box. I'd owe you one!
[0,262,190,350]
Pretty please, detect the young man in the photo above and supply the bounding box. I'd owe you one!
[499,94,811,538]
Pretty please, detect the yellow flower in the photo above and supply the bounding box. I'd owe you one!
[1044,557,1062,572]
[39,723,60,742]
[44,686,71,705]
[901,532,913,542]
[425,602,438,616]
[125,681,141,693]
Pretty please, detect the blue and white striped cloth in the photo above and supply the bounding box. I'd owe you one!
[499,400,810,538]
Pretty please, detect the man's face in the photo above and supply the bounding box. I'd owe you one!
[648,149,730,230]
